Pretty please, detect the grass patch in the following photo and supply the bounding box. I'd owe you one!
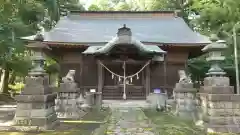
[144,109,240,135]
[0,131,86,135]
[81,107,110,122]
[0,107,110,135]
[143,109,205,135]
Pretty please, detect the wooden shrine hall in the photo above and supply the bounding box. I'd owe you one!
[23,11,210,100]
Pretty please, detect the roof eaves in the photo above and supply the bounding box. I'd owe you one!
[70,10,175,14]
[82,37,167,55]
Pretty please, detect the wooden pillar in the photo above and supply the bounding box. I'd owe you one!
[145,64,150,96]
[163,55,167,88]
[79,56,83,93]
[97,60,104,92]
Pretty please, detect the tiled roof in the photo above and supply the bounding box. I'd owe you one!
[22,11,210,45]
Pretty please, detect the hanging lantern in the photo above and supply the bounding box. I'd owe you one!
[136,73,139,80]
[130,77,133,83]
[119,76,121,82]
[112,74,114,79]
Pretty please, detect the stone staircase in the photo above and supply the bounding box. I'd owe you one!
[102,86,146,100]
[102,100,151,108]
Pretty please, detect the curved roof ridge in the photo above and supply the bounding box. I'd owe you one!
[83,33,166,55]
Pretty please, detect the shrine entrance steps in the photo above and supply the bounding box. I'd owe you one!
[102,100,150,108]
[102,86,146,100]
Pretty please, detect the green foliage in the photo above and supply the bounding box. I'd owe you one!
[0,0,85,93]
[87,0,190,22]
[187,54,209,84]
[88,4,102,11]
[187,0,240,84]
[190,0,240,35]
[59,0,85,11]
[45,57,60,74]
[88,0,177,11]
[0,0,42,74]
[8,82,25,93]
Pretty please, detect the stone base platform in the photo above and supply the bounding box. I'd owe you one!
[57,111,87,119]
[205,124,240,133]
[199,86,240,133]
[0,120,59,132]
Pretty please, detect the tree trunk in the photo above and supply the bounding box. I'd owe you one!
[8,71,16,85]
[2,68,10,94]
[0,68,2,77]
[0,69,5,93]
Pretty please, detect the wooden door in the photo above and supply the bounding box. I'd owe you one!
[102,62,146,100]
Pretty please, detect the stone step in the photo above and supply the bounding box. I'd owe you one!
[205,116,240,125]
[0,112,15,120]
[0,107,16,120]
[205,124,240,133]
[207,108,240,116]
[103,96,146,100]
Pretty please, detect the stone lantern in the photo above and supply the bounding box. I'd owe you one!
[14,33,58,131]
[26,33,50,77]
[198,35,240,134]
[201,34,228,76]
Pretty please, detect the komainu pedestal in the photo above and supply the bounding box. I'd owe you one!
[199,76,240,133]
[14,76,58,130]
[55,82,86,119]
[174,82,198,120]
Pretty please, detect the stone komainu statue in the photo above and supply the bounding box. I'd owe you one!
[178,70,192,84]
[62,70,76,83]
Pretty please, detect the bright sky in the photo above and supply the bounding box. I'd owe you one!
[79,0,94,9]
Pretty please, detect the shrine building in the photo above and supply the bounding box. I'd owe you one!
[23,11,210,100]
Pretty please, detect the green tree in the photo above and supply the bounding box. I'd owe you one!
[0,0,85,94]
[0,0,45,94]
[59,0,85,11]
[87,0,190,22]
[187,0,240,84]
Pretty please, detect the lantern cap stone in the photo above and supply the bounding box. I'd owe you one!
[209,34,219,42]
[26,42,51,50]
[202,39,227,52]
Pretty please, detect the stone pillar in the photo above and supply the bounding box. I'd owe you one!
[174,81,197,120]
[85,92,97,106]
[14,37,58,130]
[198,35,240,133]
[94,92,102,109]
[55,82,86,119]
